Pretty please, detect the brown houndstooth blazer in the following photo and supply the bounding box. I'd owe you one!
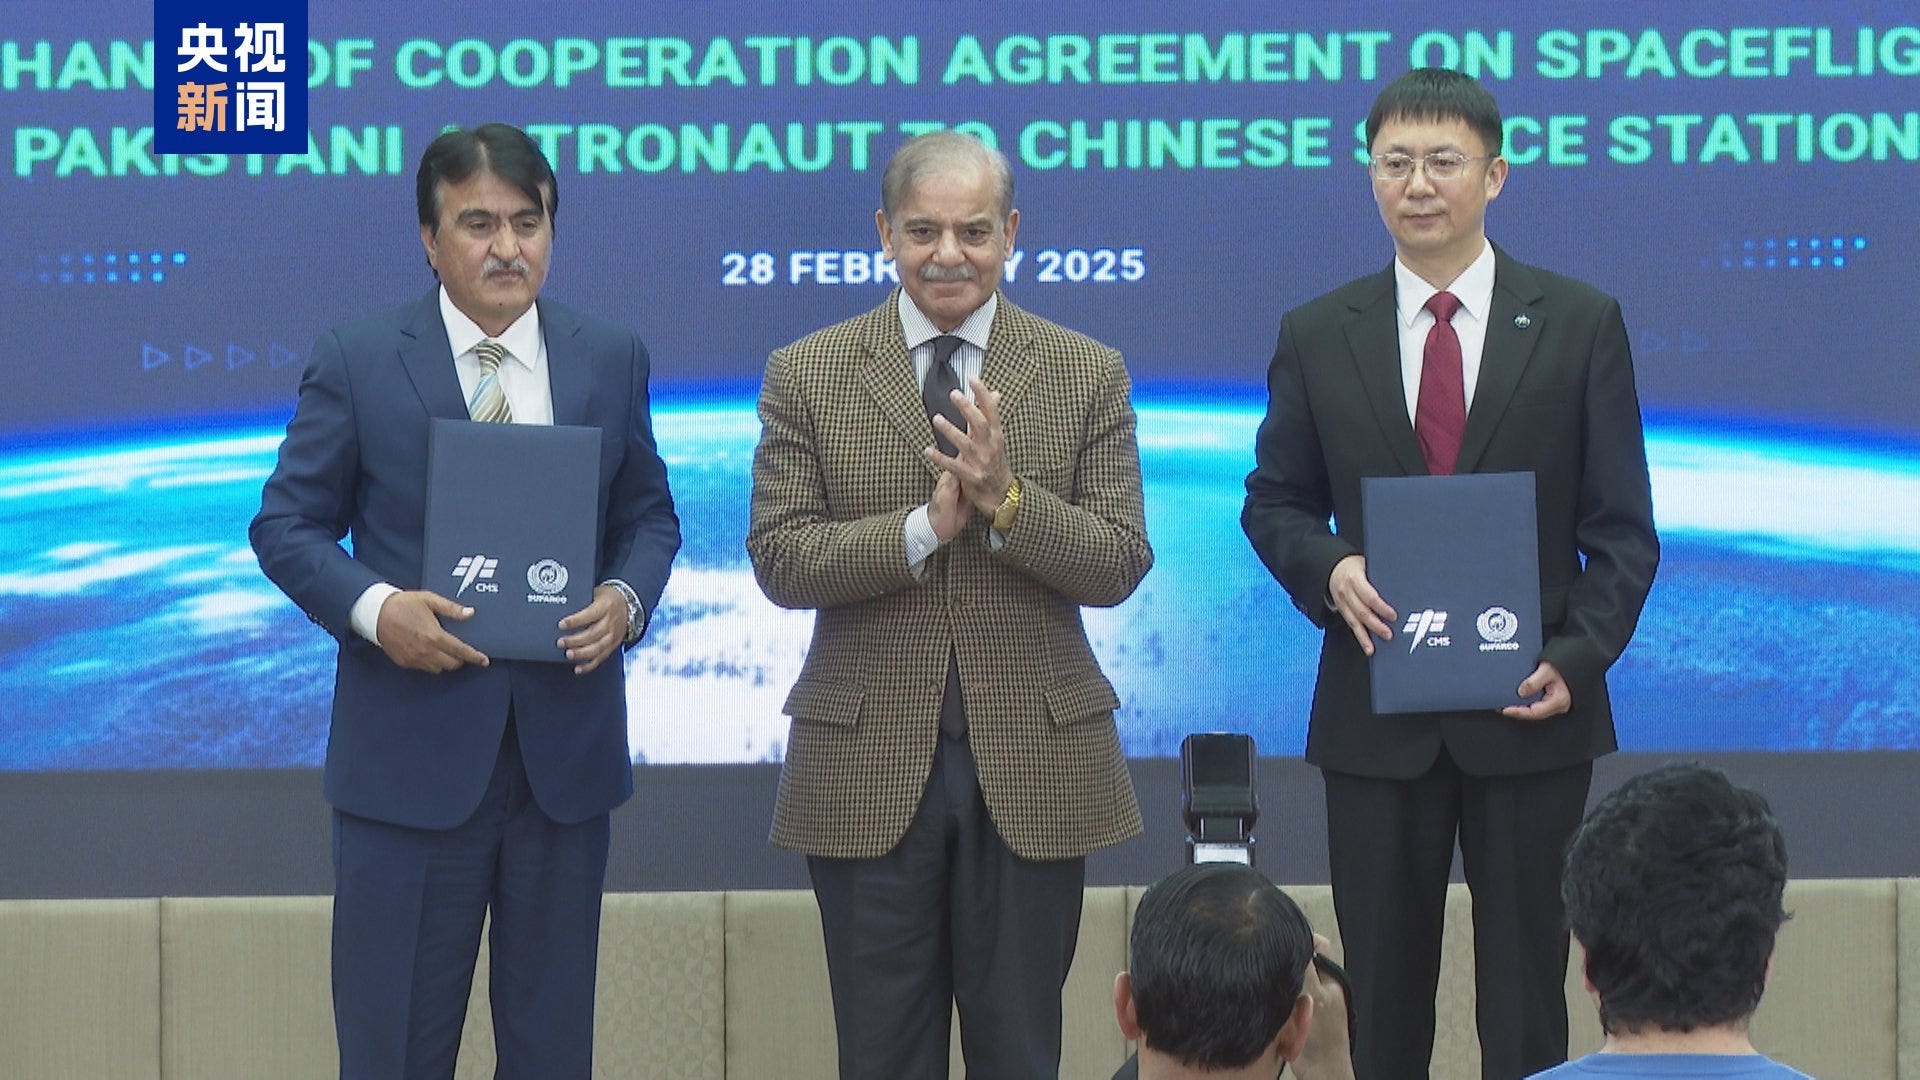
[748,290,1150,861]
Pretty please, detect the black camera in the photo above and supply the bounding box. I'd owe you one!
[1180,733,1257,865]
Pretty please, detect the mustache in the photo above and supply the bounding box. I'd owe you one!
[919,263,977,282]
[484,257,532,276]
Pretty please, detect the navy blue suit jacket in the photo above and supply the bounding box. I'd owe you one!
[251,291,680,828]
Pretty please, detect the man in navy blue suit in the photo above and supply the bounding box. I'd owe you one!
[251,123,679,1078]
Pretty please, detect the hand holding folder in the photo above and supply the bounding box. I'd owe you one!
[554,584,631,676]
[1327,553,1398,656]
[374,589,491,673]
[1502,659,1571,721]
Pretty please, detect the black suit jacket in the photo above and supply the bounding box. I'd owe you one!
[251,291,681,828]
[1242,249,1659,779]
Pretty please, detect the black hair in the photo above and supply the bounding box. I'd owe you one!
[415,123,558,234]
[1562,763,1790,1035]
[1129,862,1315,1070]
[1365,67,1504,157]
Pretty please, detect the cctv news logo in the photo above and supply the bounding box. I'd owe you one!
[451,555,500,597]
[153,0,309,154]
[1403,609,1450,652]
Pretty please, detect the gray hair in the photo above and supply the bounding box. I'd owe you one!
[880,131,1016,223]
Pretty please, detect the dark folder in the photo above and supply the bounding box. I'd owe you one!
[1363,472,1542,714]
[422,419,600,662]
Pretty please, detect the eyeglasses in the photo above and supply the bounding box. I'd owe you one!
[1368,151,1491,182]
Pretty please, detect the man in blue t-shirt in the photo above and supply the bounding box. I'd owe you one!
[1529,764,1811,1079]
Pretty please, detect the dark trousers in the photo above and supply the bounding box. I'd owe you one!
[808,733,1087,1080]
[330,721,610,1080]
[1324,750,1591,1080]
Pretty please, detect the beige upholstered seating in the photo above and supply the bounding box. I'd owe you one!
[0,880,1911,1078]
[0,898,161,1080]
[159,895,334,1076]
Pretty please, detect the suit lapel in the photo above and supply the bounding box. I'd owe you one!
[860,291,1038,470]
[1457,252,1545,474]
[540,300,593,427]
[1342,268,1429,476]
[858,293,939,471]
[397,292,468,420]
[979,293,1040,420]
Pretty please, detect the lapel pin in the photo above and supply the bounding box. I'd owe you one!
[1513,313,1532,329]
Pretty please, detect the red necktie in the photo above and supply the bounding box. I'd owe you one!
[1415,291,1466,475]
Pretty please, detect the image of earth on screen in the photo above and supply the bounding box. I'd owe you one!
[3,0,1916,769]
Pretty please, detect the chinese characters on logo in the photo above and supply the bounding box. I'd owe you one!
[173,21,287,135]
[153,1,307,153]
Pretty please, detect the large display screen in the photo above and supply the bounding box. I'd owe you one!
[4,1,1917,771]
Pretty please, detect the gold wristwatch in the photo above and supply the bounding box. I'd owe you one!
[992,477,1023,532]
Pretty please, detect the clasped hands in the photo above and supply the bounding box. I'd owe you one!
[924,375,1015,543]
[1328,554,1571,720]
[374,582,630,677]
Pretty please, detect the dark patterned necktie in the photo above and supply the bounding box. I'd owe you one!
[1414,292,1464,475]
[469,339,512,423]
[921,334,967,455]
[920,334,969,737]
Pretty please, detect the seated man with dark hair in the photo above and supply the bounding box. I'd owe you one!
[1113,862,1354,1080]
[1531,763,1811,1078]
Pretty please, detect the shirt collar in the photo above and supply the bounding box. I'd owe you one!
[1394,239,1496,328]
[439,286,542,369]
[898,289,997,354]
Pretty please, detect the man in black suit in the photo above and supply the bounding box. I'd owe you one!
[1241,69,1659,1079]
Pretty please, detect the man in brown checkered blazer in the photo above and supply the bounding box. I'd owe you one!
[747,131,1152,1079]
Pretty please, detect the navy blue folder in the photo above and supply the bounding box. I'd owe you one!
[422,419,600,662]
[1362,472,1542,714]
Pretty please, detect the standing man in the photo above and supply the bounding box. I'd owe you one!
[1241,69,1660,1079]
[748,130,1152,1078]
[251,123,679,1077]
